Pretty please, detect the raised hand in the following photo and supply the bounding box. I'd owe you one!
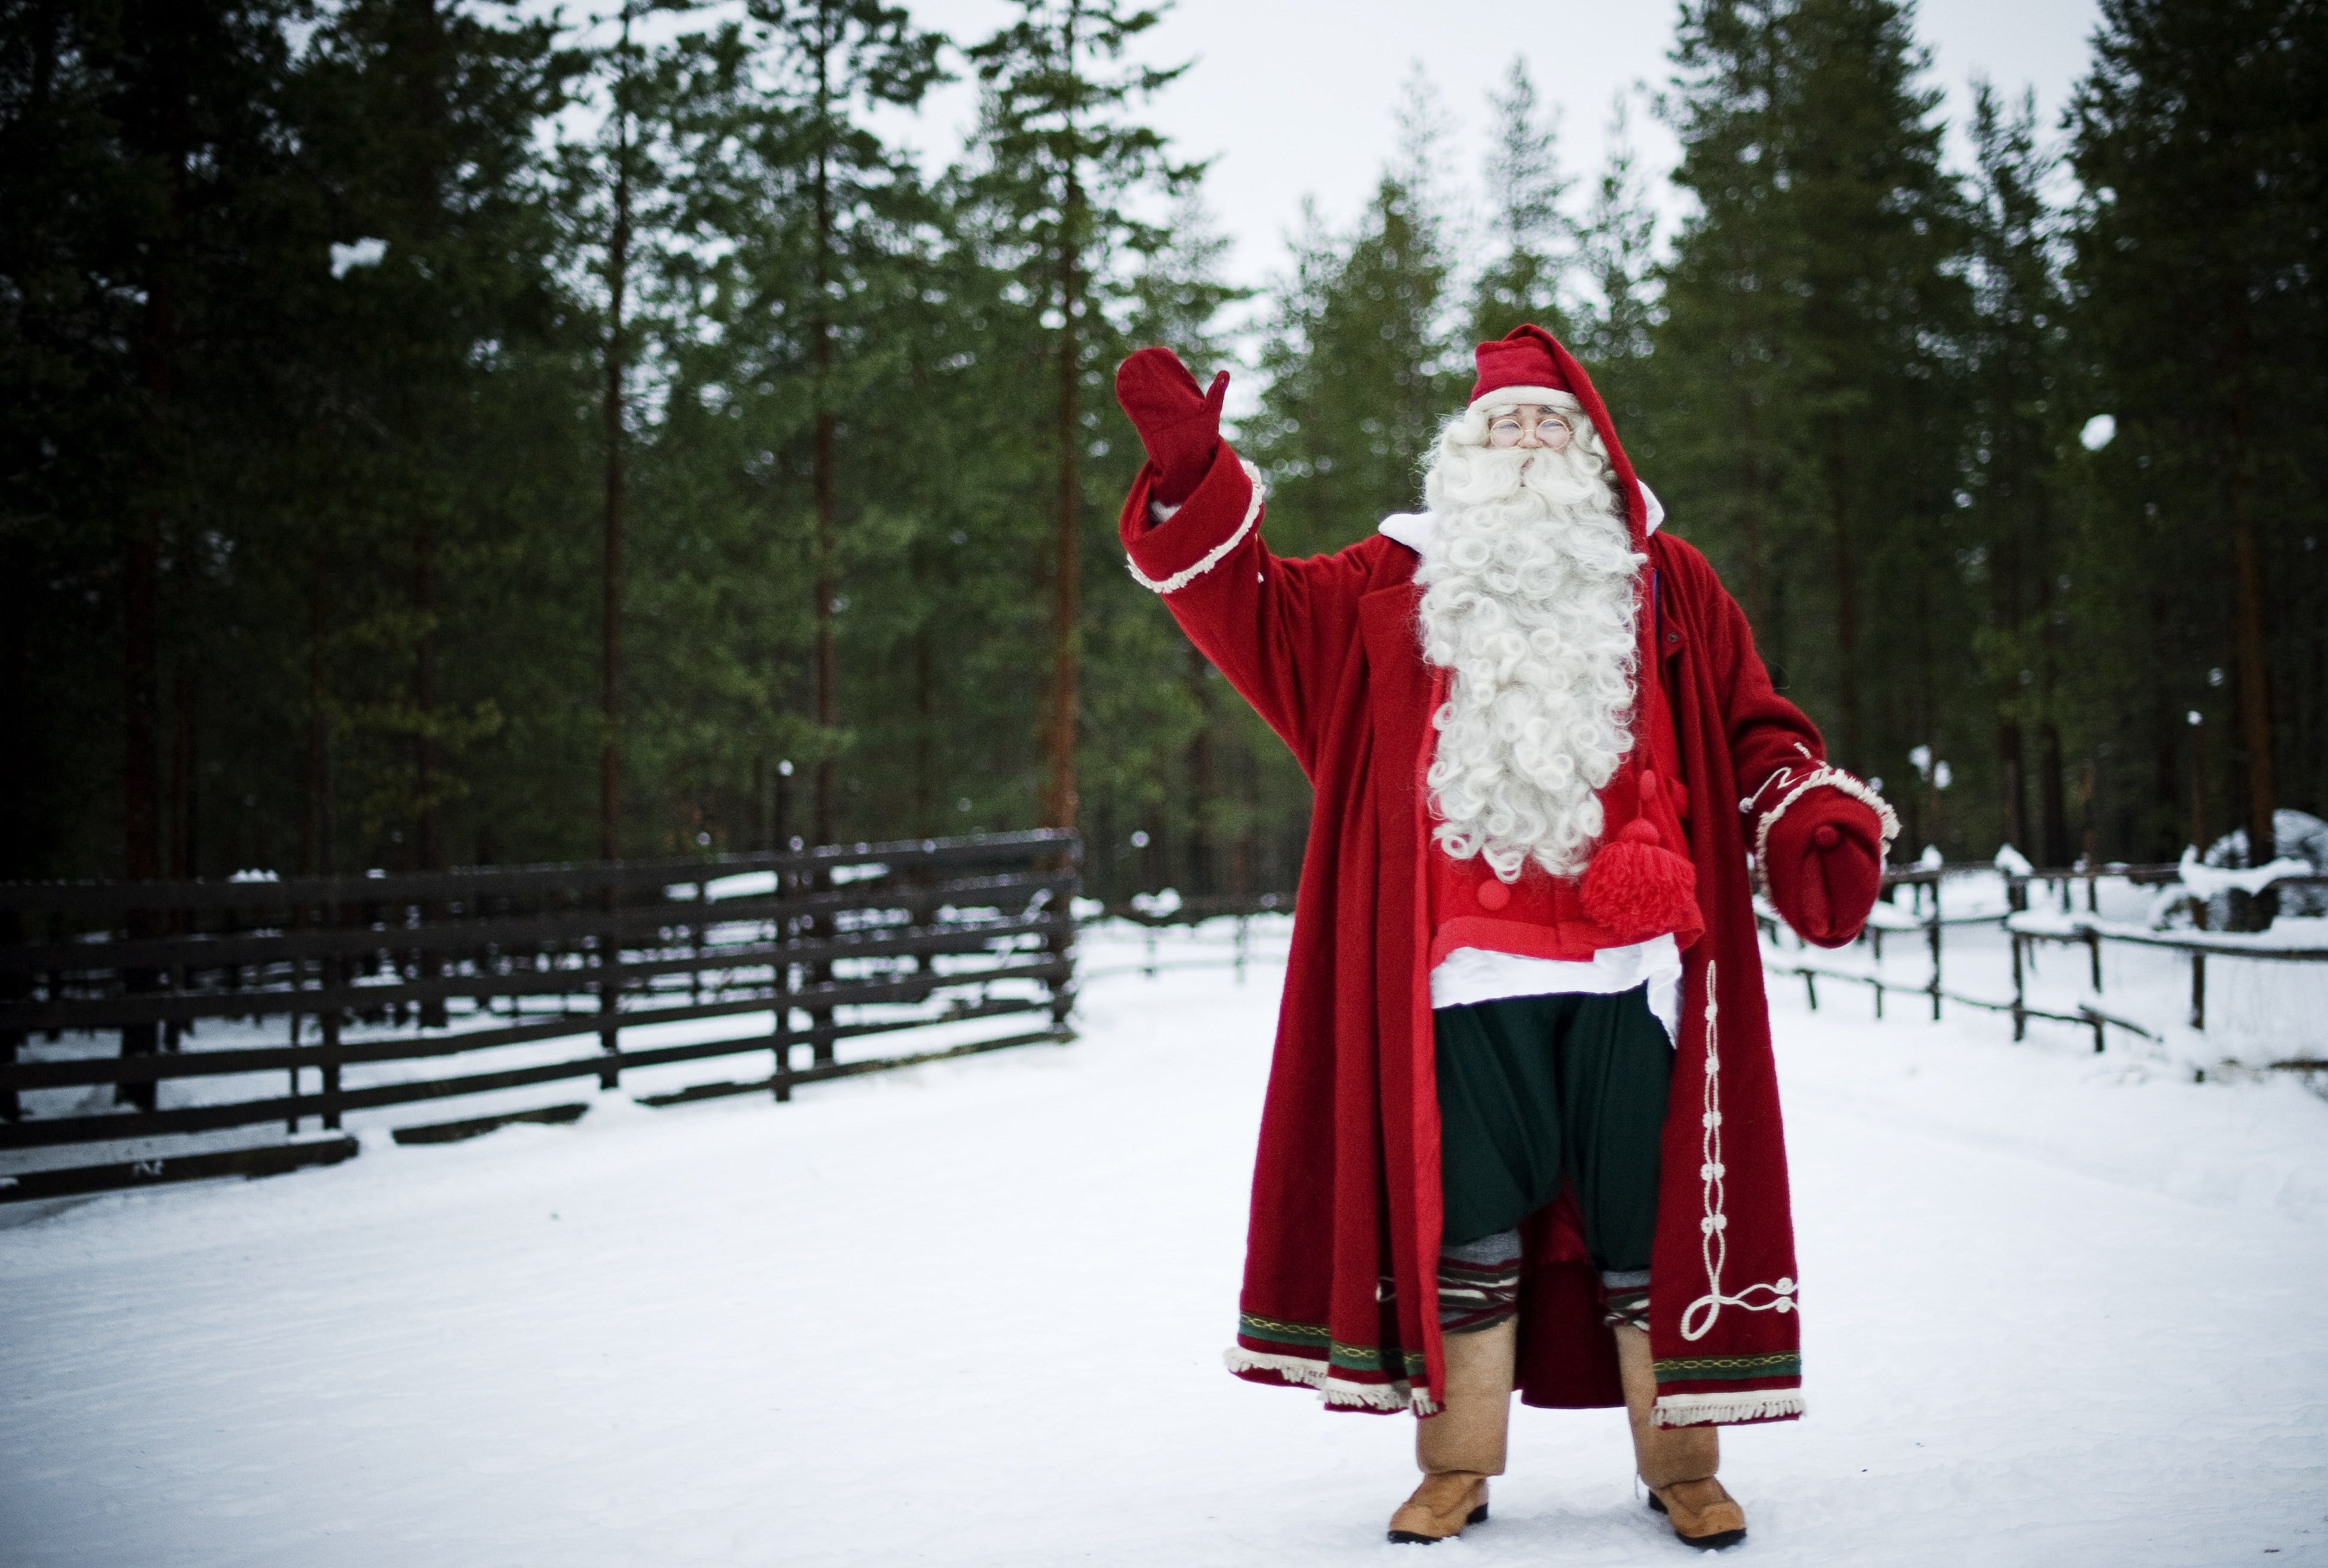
[1114,347,1229,507]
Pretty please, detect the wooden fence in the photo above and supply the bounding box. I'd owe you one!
[1765,861,2328,1056]
[0,831,1079,1174]
[1084,866,2326,1061]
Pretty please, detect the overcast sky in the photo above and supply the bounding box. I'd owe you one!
[873,0,2103,299]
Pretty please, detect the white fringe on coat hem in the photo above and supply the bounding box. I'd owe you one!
[1652,1390,1806,1426]
[1222,1346,1436,1414]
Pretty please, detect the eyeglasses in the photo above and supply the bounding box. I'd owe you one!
[1486,407,1575,450]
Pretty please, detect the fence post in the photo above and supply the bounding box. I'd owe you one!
[1927,877,1943,1021]
[771,874,793,1103]
[691,880,707,1005]
[2010,932,2026,1042]
[2190,950,2206,1032]
[286,922,304,1134]
[1235,914,1249,985]
[2086,928,2103,993]
[598,885,622,1090]
[320,947,342,1132]
[1803,969,1818,1011]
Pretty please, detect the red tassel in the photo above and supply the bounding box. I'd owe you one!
[1580,817,1699,943]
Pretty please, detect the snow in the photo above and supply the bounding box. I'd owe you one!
[2178,847,2316,901]
[5,917,2327,1566]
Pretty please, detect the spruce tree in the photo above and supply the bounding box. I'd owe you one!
[1963,79,2072,863]
[1655,0,1972,845]
[2067,0,2327,909]
[1248,70,1462,558]
[1573,94,1660,449]
[1467,58,1575,347]
[965,0,1193,834]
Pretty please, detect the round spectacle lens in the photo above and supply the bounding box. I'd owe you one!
[1487,412,1574,449]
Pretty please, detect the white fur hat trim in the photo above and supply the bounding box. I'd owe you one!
[1468,385,1583,413]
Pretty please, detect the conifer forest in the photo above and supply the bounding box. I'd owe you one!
[5,0,2323,906]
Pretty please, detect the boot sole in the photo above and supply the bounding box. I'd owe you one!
[1387,1504,1489,1544]
[1646,1493,1745,1550]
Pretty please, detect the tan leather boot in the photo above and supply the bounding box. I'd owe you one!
[1613,1324,1748,1551]
[1387,1317,1515,1544]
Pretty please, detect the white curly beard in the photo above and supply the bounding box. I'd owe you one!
[1415,401,1644,882]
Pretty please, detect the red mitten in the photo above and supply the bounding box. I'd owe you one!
[1114,347,1228,506]
[1763,785,1885,947]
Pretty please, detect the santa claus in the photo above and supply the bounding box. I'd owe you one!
[1113,325,1898,1551]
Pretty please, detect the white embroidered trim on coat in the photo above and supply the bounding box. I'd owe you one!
[1652,1389,1807,1428]
[1126,462,1264,595]
[1676,960,1799,1347]
[1747,755,1901,898]
[1222,1346,1426,1412]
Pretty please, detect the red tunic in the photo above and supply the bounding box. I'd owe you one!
[1422,669,1700,969]
[1123,439,1828,1428]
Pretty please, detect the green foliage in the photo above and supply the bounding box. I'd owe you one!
[2063,0,2328,866]
[7,0,2320,896]
[1467,58,1576,350]
[1651,0,1975,854]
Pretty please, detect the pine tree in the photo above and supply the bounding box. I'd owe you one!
[1573,93,1660,442]
[1655,0,1972,844]
[966,0,1193,835]
[1963,79,2072,864]
[1467,57,1574,347]
[2067,0,2327,912]
[1248,68,1462,557]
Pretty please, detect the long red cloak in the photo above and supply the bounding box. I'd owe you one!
[1120,383,1830,1429]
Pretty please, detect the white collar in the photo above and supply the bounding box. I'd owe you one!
[1378,481,1665,554]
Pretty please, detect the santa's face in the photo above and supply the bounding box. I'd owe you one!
[1413,398,1643,882]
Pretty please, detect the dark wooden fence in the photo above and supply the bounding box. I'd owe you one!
[0,831,1079,1164]
[1764,861,2328,1057]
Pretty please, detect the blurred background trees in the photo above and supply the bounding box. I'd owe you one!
[4,0,2321,909]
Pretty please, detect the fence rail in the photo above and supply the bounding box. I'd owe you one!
[1765,860,2328,1056]
[0,830,1080,1153]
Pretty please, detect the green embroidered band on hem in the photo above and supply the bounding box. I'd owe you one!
[1655,1352,1802,1382]
[1237,1314,1421,1378]
[1238,1312,1330,1349]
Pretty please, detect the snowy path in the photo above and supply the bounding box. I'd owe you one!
[5,926,2326,1566]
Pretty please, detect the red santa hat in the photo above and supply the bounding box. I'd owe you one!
[1468,324,1655,545]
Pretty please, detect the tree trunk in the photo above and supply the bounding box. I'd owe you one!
[2227,410,2276,871]
[1824,422,1862,769]
[812,124,837,848]
[600,84,631,866]
[2222,283,2276,924]
[1184,641,1214,896]
[1046,168,1084,834]
[1997,718,2026,854]
[915,618,936,832]
[126,174,177,884]
[170,672,196,880]
[413,517,440,870]
[302,549,331,876]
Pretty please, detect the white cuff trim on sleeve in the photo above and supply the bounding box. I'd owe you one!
[1127,462,1264,595]
[1749,764,1902,896]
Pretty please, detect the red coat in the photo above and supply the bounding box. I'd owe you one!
[1121,440,1826,1428]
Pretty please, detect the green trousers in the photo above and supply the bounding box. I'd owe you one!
[1434,984,1674,1269]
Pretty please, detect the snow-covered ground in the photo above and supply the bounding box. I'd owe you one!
[4,918,2326,1566]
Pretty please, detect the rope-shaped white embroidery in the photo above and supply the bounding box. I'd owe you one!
[1748,761,1901,899]
[1678,959,1799,1342]
[1125,464,1265,595]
